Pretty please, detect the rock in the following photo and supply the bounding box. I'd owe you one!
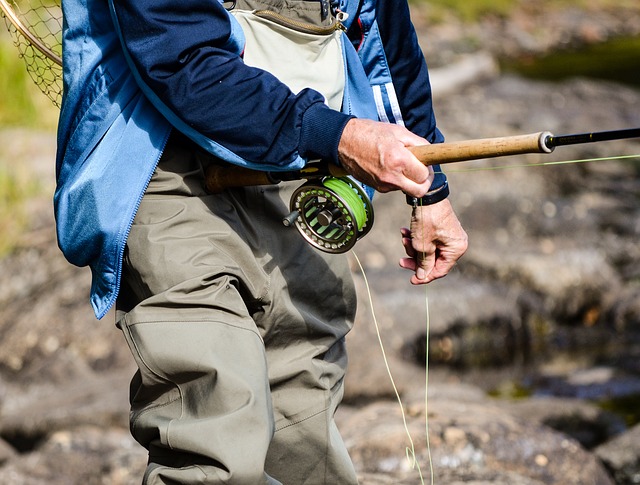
[430,52,500,96]
[344,271,427,403]
[605,285,640,333]
[464,241,619,324]
[595,423,640,485]
[337,386,615,485]
[0,438,17,466]
[0,426,147,485]
[497,396,626,449]
[0,370,133,453]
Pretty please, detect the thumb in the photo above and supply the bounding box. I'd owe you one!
[414,248,436,283]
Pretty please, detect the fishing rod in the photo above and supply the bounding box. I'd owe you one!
[409,128,640,164]
[2,2,638,252]
[3,2,637,253]
[204,127,640,253]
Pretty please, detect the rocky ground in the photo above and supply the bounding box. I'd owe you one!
[340,74,640,484]
[2,2,640,484]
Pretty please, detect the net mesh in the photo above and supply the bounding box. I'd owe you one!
[1,0,62,107]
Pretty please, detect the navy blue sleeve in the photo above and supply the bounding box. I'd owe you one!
[373,0,447,190]
[110,0,350,166]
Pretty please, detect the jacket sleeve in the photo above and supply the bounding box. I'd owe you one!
[347,0,447,190]
[109,0,351,168]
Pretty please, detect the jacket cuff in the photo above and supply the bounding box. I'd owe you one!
[299,102,354,165]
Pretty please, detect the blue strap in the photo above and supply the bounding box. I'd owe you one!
[338,0,361,31]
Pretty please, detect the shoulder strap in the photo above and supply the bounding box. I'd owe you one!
[337,0,362,32]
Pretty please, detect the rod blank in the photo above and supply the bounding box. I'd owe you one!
[546,127,640,149]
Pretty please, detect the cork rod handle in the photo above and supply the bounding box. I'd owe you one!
[204,165,273,194]
[409,131,554,166]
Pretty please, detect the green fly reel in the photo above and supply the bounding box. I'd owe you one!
[283,176,374,253]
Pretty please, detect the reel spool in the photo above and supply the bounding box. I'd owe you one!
[283,176,374,253]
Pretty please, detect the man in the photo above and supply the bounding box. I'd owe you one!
[54,0,467,483]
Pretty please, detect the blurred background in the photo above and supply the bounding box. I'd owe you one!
[1,1,640,483]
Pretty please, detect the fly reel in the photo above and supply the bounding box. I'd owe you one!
[283,176,374,253]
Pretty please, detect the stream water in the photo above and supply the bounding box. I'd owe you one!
[479,36,640,432]
[428,320,640,427]
[502,36,640,88]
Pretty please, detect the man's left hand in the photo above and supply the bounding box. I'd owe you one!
[399,198,468,284]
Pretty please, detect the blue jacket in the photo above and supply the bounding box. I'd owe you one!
[55,0,446,319]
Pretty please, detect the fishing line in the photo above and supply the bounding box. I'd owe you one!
[352,252,433,485]
[423,286,434,485]
[397,150,640,481]
[413,200,435,485]
[322,178,369,231]
[436,153,640,173]
[337,145,640,482]
[344,150,640,482]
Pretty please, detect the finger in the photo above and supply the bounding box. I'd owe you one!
[399,256,416,272]
[414,249,436,283]
[400,228,416,257]
[402,238,415,258]
[403,157,433,184]
[420,260,453,283]
[399,160,434,195]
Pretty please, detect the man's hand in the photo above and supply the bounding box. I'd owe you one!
[337,117,467,283]
[399,198,468,284]
[337,118,434,197]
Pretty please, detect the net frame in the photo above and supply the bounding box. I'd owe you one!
[0,0,62,107]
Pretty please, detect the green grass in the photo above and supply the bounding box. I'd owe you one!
[0,165,42,257]
[412,0,519,22]
[0,35,56,257]
[0,37,59,129]
[412,0,640,23]
[0,40,39,125]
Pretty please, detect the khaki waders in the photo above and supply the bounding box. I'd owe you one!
[117,0,358,481]
[116,134,359,484]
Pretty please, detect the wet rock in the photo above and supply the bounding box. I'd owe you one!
[0,370,132,453]
[0,438,17,466]
[497,396,626,450]
[0,426,147,485]
[338,387,615,485]
[595,424,640,485]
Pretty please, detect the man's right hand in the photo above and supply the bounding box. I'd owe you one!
[337,118,434,197]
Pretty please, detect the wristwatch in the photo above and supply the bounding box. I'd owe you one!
[405,181,449,207]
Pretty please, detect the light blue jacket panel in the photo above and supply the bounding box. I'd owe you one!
[55,0,173,318]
